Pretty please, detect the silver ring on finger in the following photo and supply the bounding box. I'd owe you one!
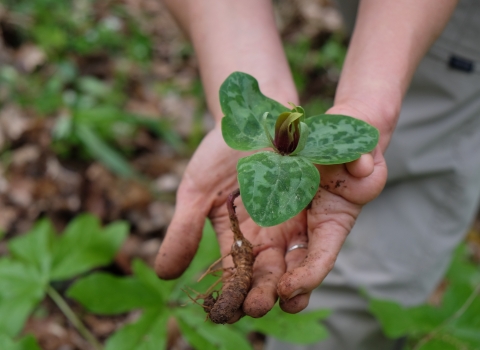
[286,243,308,254]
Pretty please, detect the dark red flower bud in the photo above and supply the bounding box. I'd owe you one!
[274,111,302,155]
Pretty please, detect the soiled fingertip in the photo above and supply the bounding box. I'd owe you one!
[279,292,310,314]
[226,309,245,324]
[243,287,276,318]
[346,153,374,178]
[154,247,190,280]
[276,270,306,300]
[155,219,203,279]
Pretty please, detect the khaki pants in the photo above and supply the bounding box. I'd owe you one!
[267,0,480,349]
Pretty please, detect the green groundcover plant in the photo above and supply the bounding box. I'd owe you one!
[220,71,379,226]
[370,244,480,350]
[0,216,330,349]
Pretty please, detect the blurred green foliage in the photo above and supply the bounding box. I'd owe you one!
[0,0,185,177]
[2,0,152,62]
[370,244,480,350]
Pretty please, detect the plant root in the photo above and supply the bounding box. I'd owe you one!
[205,188,255,324]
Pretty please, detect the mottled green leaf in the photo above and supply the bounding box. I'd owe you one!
[220,72,289,151]
[104,308,169,350]
[261,112,276,150]
[237,151,319,227]
[249,305,330,344]
[51,215,128,280]
[298,114,379,164]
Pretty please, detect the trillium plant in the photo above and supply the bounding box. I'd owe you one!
[221,71,379,227]
[189,72,379,323]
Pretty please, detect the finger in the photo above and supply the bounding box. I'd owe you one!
[280,240,310,313]
[279,292,311,314]
[277,192,356,299]
[155,185,209,279]
[345,153,374,178]
[243,246,286,318]
[284,242,308,272]
[277,226,345,300]
[227,309,245,324]
[318,154,387,205]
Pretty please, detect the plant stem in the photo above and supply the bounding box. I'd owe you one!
[227,188,245,242]
[47,285,103,350]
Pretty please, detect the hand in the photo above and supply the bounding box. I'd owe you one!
[155,110,387,321]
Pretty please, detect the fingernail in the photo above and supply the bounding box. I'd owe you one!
[288,289,304,300]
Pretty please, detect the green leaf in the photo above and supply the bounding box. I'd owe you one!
[249,306,330,344]
[446,244,480,285]
[51,214,128,280]
[369,299,413,338]
[0,334,38,350]
[75,124,138,178]
[415,337,459,350]
[8,219,55,279]
[298,114,379,164]
[447,326,480,343]
[438,282,474,320]
[407,304,444,332]
[169,220,221,300]
[0,333,17,350]
[67,273,159,314]
[104,309,169,350]
[261,112,276,150]
[220,72,289,151]
[0,216,127,337]
[132,259,172,302]
[0,260,46,336]
[17,334,42,350]
[237,151,319,227]
[175,307,252,350]
[176,318,217,350]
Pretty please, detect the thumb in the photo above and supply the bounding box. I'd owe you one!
[345,153,374,178]
[155,184,208,280]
